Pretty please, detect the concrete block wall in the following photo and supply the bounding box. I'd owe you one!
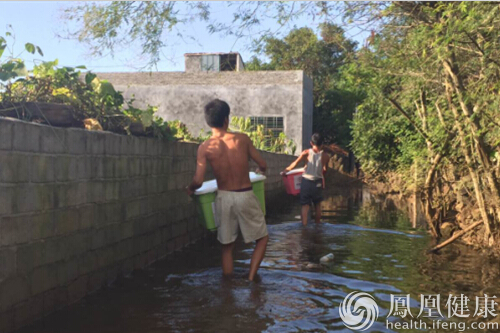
[0,117,295,333]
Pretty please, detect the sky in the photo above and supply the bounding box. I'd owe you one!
[0,1,368,73]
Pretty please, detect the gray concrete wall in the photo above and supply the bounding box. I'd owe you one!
[96,71,312,152]
[302,73,314,151]
[0,117,295,333]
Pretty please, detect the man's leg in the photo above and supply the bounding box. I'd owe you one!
[221,242,236,276]
[314,201,322,223]
[249,235,268,281]
[301,205,310,226]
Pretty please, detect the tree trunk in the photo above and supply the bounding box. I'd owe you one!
[444,80,493,240]
[388,95,441,237]
[443,59,500,229]
[422,153,443,238]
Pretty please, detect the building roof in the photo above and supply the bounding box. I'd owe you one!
[184,52,242,57]
[95,70,308,86]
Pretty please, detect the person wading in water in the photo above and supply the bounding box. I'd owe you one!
[282,133,329,226]
[186,99,269,281]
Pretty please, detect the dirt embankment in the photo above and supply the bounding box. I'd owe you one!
[364,171,500,256]
[324,146,364,187]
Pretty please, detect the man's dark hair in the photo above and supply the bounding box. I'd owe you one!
[204,99,230,128]
[311,133,323,146]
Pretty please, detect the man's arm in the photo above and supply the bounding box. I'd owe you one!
[186,144,207,195]
[282,150,309,174]
[248,136,267,173]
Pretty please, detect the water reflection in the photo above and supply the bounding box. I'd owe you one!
[17,187,500,333]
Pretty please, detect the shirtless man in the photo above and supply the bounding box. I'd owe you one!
[186,99,268,281]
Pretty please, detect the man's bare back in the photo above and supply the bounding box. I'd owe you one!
[192,132,267,192]
[200,132,252,190]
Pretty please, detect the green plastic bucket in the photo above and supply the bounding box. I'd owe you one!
[194,173,266,231]
[250,172,266,215]
[194,179,218,231]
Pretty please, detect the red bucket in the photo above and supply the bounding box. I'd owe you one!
[282,168,304,195]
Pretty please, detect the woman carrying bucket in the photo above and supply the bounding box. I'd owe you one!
[282,133,329,226]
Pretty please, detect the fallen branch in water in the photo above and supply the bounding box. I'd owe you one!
[429,220,483,253]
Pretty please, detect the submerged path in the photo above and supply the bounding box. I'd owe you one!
[18,188,500,332]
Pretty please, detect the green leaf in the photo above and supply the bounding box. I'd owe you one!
[36,46,44,56]
[140,112,153,127]
[91,77,116,97]
[85,72,97,85]
[75,65,87,69]
[13,62,27,76]
[25,43,35,54]
[98,80,116,97]
[90,77,101,91]
[2,62,16,72]
[0,72,13,81]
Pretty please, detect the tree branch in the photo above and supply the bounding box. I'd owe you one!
[387,97,432,144]
[428,220,483,253]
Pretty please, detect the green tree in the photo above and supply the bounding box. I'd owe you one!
[248,24,360,147]
[347,2,500,242]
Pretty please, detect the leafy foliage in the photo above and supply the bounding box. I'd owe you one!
[0,28,42,82]
[230,116,296,154]
[344,2,500,240]
[247,24,362,147]
[159,117,296,154]
[1,56,175,139]
[166,120,211,142]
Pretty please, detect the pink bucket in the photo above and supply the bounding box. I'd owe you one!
[282,168,304,196]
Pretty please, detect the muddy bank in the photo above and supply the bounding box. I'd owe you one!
[363,171,500,256]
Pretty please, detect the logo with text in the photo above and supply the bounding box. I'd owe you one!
[386,293,499,331]
[339,291,379,331]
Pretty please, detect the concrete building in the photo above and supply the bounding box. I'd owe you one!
[97,53,313,152]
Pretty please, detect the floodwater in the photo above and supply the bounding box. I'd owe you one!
[18,187,500,332]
